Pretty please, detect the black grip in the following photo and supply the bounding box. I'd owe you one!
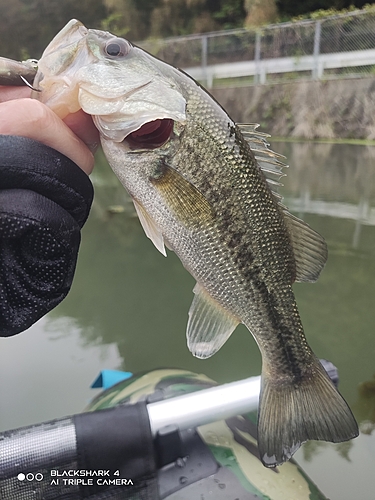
[73,403,157,498]
[0,135,94,336]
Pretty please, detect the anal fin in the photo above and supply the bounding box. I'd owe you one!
[133,198,167,256]
[187,283,239,358]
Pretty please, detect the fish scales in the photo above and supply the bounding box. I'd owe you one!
[32,19,359,467]
[171,84,302,356]
[151,82,334,429]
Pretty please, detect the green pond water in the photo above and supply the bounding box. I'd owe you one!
[1,141,375,499]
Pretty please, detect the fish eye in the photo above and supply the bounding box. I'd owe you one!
[104,38,131,58]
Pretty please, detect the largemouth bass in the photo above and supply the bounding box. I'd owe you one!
[32,20,358,466]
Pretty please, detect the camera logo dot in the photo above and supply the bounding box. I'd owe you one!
[17,473,43,481]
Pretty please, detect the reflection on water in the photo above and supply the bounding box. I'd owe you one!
[1,143,375,498]
[0,315,122,431]
[273,141,375,498]
[276,141,375,249]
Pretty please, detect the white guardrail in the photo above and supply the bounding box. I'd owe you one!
[138,11,375,88]
[184,48,375,87]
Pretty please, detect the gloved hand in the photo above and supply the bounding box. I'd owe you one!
[0,135,94,336]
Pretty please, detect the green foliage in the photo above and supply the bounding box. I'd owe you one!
[2,0,375,61]
[0,0,107,59]
[310,3,375,19]
[0,0,244,60]
[100,12,130,37]
[276,0,369,20]
[100,1,155,41]
[212,0,247,30]
[102,0,246,41]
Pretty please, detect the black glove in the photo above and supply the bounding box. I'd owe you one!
[0,135,94,336]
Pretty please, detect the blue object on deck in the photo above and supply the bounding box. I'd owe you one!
[91,370,133,389]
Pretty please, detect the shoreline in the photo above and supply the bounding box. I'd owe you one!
[211,76,375,142]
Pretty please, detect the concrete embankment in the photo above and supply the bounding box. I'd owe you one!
[211,77,375,140]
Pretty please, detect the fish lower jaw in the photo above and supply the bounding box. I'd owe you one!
[35,85,81,119]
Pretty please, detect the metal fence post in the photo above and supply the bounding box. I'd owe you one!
[255,31,261,84]
[201,34,211,87]
[313,20,322,79]
[145,10,375,86]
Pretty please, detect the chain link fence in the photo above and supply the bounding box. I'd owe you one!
[138,9,375,88]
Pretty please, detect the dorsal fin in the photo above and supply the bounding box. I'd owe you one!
[238,123,287,196]
[238,123,327,283]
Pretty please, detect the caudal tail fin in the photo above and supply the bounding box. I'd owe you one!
[257,359,359,467]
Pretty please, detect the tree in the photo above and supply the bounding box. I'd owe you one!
[276,0,369,18]
[103,0,246,41]
[0,0,107,60]
[245,0,278,27]
[212,0,247,30]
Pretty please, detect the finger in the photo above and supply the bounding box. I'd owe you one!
[63,110,100,153]
[0,88,100,152]
[0,99,94,174]
[0,86,31,102]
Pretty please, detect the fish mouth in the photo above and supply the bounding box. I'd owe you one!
[125,118,174,149]
[34,19,187,146]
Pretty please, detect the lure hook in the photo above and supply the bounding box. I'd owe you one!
[19,74,41,92]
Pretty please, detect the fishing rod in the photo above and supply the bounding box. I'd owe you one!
[147,374,261,436]
[0,373,261,498]
[146,357,337,436]
[0,361,337,499]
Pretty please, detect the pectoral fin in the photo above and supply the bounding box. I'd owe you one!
[150,162,213,227]
[133,198,167,256]
[187,283,239,358]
